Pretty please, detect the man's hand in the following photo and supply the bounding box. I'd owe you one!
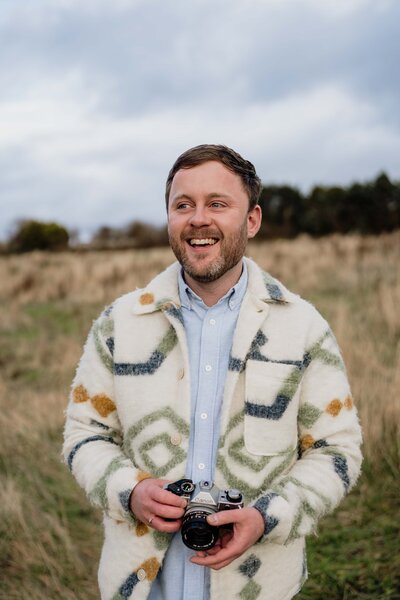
[190,507,265,570]
[130,478,187,533]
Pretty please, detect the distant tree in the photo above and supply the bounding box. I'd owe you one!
[8,220,69,253]
[258,172,400,238]
[92,225,122,247]
[125,220,169,248]
[91,221,169,249]
[258,185,304,238]
[370,172,400,232]
[302,186,347,236]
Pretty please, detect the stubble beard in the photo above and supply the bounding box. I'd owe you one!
[169,219,248,283]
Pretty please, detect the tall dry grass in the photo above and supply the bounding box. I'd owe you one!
[0,233,399,598]
[1,233,399,465]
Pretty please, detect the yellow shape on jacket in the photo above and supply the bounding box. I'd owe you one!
[326,398,343,417]
[91,394,116,417]
[135,522,150,537]
[139,292,154,305]
[73,384,89,403]
[300,434,315,451]
[139,557,161,582]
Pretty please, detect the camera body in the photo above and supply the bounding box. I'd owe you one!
[164,479,244,550]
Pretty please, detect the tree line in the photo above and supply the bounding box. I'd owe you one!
[2,172,399,253]
[258,172,399,238]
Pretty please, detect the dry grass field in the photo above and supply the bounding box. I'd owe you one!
[1,233,399,599]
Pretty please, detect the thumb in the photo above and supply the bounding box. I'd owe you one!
[207,509,239,527]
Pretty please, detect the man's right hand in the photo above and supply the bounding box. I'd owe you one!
[129,478,187,533]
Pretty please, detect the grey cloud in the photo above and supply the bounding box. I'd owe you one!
[1,0,399,117]
[0,0,399,239]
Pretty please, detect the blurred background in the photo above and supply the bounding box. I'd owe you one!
[0,1,399,598]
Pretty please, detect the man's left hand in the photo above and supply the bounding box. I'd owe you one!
[190,507,265,570]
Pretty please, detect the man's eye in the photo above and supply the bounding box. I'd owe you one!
[177,203,190,209]
[211,201,224,208]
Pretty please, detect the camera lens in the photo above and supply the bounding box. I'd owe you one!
[181,511,218,550]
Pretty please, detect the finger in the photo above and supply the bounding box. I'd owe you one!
[150,501,185,520]
[201,545,221,556]
[194,539,223,557]
[209,559,234,571]
[206,511,241,528]
[191,549,239,569]
[153,487,188,508]
[191,544,238,567]
[218,531,234,548]
[150,516,182,533]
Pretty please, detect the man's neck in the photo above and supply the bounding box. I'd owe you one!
[183,261,243,307]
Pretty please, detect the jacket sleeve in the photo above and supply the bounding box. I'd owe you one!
[62,307,147,525]
[252,309,362,545]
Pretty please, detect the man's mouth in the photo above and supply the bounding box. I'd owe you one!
[188,238,218,247]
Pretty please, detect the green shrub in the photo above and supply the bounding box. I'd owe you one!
[8,220,69,253]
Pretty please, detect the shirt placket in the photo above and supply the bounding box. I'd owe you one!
[191,303,221,483]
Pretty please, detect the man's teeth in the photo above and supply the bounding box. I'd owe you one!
[189,238,217,246]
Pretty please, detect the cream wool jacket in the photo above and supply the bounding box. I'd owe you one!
[63,258,362,600]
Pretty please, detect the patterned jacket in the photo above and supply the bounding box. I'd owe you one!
[63,258,362,600]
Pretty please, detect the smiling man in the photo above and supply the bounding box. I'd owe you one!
[63,144,362,600]
[167,158,262,304]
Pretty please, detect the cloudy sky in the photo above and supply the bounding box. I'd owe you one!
[1,0,399,241]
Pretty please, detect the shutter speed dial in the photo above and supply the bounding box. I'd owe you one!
[226,489,242,503]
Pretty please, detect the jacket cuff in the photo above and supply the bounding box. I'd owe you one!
[252,492,294,544]
[127,472,154,519]
[92,464,151,526]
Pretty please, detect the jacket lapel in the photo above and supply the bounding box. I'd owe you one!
[220,291,270,432]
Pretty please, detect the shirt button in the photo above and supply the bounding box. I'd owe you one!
[177,368,184,380]
[209,319,216,325]
[198,463,205,470]
[170,433,181,446]
[200,413,208,420]
[137,568,146,581]
[205,365,212,372]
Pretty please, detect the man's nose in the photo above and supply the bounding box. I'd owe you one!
[188,206,212,227]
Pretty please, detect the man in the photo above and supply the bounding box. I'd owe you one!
[63,145,362,600]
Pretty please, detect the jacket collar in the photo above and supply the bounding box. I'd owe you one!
[131,257,296,315]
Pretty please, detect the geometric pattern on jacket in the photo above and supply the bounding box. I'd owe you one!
[63,257,362,600]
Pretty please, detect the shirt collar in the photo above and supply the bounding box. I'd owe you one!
[178,260,248,312]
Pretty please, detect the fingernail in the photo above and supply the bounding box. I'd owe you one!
[207,514,217,524]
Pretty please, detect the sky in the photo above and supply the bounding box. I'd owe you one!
[0,0,399,241]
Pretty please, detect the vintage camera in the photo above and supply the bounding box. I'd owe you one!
[164,479,243,551]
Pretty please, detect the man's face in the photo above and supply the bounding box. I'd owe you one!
[167,161,261,283]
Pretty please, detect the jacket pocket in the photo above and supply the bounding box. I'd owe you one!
[244,359,301,456]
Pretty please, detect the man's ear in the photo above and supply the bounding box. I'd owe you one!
[247,205,262,239]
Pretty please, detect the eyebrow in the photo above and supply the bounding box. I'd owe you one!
[171,194,192,202]
[171,192,232,203]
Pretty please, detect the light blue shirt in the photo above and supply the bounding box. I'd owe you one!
[149,262,248,600]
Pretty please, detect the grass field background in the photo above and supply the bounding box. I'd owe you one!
[0,233,399,599]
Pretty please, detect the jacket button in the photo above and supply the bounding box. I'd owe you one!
[170,433,181,446]
[177,368,184,380]
[137,568,146,581]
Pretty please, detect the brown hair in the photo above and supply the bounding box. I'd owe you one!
[165,144,262,210]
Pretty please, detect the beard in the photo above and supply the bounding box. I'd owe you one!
[169,219,248,283]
